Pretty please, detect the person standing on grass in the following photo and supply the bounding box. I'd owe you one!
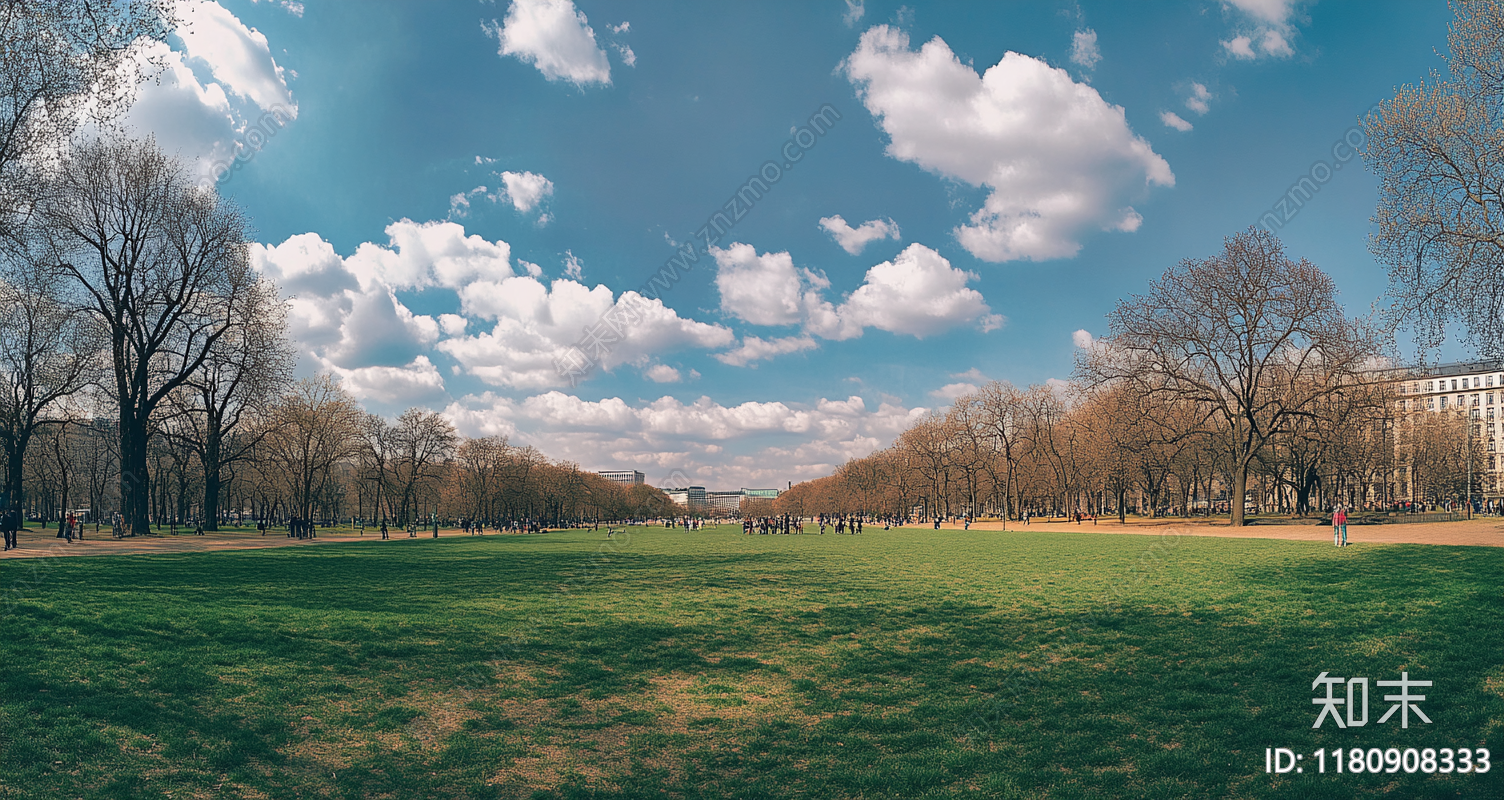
[2,507,17,550]
[1333,505,1347,547]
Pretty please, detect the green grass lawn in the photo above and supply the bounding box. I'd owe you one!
[1,526,1500,798]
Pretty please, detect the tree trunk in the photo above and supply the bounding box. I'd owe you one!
[1231,462,1248,527]
[119,409,151,536]
[202,425,223,531]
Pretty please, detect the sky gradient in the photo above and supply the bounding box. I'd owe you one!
[125,0,1462,488]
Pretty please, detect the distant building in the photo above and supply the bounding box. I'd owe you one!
[664,486,705,510]
[1394,359,1503,500]
[598,470,646,486]
[741,488,781,499]
[705,491,743,514]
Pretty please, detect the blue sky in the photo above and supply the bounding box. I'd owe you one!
[129,0,1459,488]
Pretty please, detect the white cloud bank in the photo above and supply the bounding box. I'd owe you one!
[487,0,611,87]
[252,219,736,403]
[443,390,929,488]
[842,26,1172,262]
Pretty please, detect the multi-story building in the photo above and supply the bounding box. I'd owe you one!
[597,470,646,486]
[1394,359,1503,501]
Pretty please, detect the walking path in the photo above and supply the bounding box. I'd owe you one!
[919,517,1504,547]
[4,518,1500,560]
[0,527,513,560]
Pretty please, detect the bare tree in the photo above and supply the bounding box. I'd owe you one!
[1078,229,1377,526]
[0,258,100,513]
[40,137,256,535]
[261,376,364,523]
[0,0,173,228]
[1362,0,1504,357]
[389,408,457,526]
[166,278,293,529]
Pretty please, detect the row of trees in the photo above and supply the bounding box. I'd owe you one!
[779,231,1487,525]
[11,374,684,531]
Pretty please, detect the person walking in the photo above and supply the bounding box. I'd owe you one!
[1333,505,1348,547]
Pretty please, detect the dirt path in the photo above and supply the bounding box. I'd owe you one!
[0,527,517,560]
[911,517,1504,547]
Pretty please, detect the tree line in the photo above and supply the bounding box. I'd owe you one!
[777,231,1486,525]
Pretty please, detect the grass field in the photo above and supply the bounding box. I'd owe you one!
[1,525,1500,798]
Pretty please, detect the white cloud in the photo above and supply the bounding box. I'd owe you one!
[320,356,447,406]
[563,250,584,280]
[818,214,901,255]
[100,2,296,184]
[929,382,978,400]
[843,0,866,27]
[1072,329,1095,349]
[448,185,487,219]
[1071,29,1101,69]
[442,390,929,487]
[1220,0,1306,60]
[714,335,818,367]
[951,367,988,382]
[612,43,637,67]
[1160,111,1193,132]
[644,364,682,383]
[254,221,735,395]
[177,1,296,113]
[499,170,554,213]
[842,26,1173,262]
[1185,82,1213,115]
[608,22,630,34]
[811,243,1004,339]
[487,0,611,87]
[711,242,1001,356]
[442,280,734,389]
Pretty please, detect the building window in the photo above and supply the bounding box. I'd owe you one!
[1490,375,1496,387]
[1452,379,1459,390]
[1459,394,1466,406]
[1490,392,1496,405]
[1427,381,1434,392]
[1474,394,1481,406]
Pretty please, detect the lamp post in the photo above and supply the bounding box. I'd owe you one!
[1468,407,1476,519]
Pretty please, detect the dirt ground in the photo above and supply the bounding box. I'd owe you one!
[0,526,522,560]
[912,516,1504,548]
[2,517,1501,561]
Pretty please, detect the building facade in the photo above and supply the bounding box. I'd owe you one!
[1394,359,1502,501]
[597,470,646,486]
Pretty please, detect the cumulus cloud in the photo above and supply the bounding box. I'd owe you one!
[320,356,447,405]
[1160,111,1193,132]
[486,0,611,87]
[101,2,296,183]
[442,390,929,487]
[499,170,554,213]
[253,220,736,399]
[819,214,901,254]
[714,335,818,367]
[929,382,978,400]
[1221,0,1305,60]
[1071,29,1101,69]
[711,242,1001,358]
[442,280,733,389]
[1072,329,1095,348]
[644,364,682,383]
[842,26,1173,262]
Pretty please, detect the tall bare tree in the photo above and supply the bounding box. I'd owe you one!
[41,138,256,535]
[166,278,293,529]
[1078,229,1377,526]
[1362,0,1504,357]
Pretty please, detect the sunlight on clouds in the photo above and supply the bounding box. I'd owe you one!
[843,26,1172,262]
